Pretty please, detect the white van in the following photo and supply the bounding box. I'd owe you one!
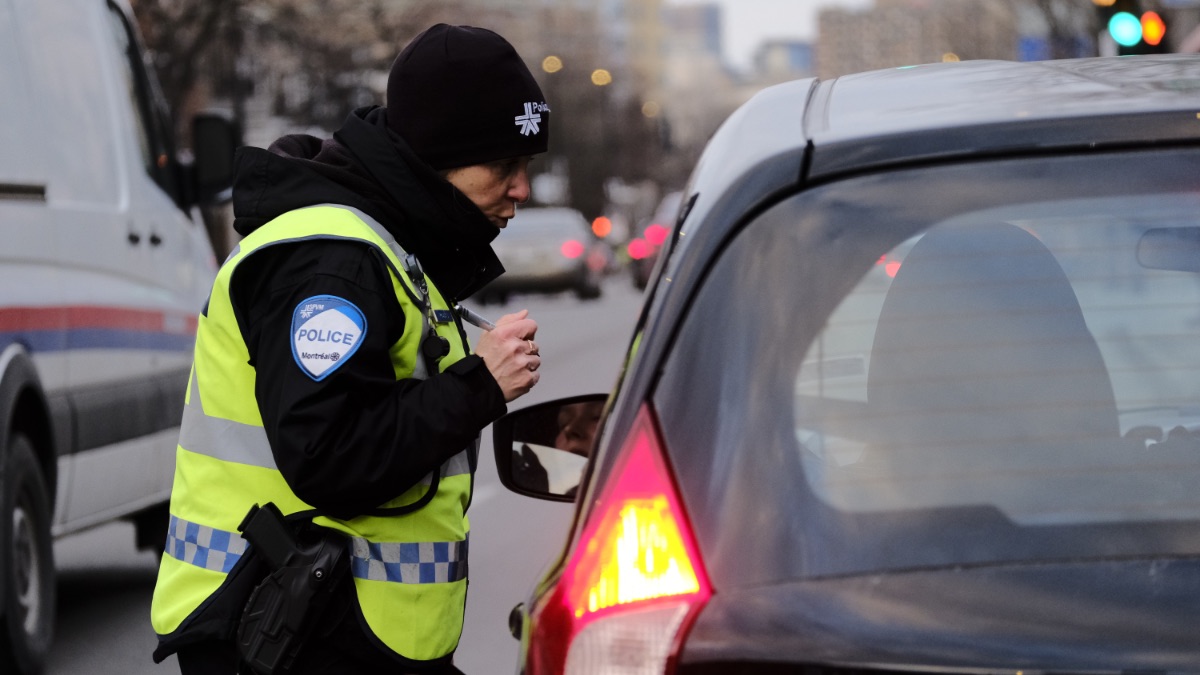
[0,0,236,671]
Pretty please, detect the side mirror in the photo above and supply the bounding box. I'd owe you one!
[191,111,242,205]
[493,394,607,502]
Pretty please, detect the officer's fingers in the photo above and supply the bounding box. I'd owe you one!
[494,309,529,326]
[493,319,538,345]
[516,319,538,342]
[524,369,541,393]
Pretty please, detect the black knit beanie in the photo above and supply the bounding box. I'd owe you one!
[387,24,550,171]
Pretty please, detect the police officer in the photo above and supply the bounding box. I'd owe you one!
[150,24,549,674]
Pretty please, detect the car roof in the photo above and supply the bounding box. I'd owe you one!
[673,54,1200,277]
[808,55,1200,178]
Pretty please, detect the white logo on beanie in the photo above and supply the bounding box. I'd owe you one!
[515,101,549,136]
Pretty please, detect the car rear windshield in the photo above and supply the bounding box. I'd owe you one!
[655,147,1200,585]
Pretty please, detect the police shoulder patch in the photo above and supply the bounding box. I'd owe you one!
[290,295,367,381]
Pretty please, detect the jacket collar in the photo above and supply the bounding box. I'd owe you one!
[231,106,504,301]
[334,106,504,301]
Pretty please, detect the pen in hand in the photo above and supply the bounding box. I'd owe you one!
[454,303,496,331]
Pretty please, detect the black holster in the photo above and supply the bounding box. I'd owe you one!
[235,503,349,675]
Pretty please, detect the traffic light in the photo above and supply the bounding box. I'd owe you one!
[1094,0,1169,55]
[1142,11,1167,48]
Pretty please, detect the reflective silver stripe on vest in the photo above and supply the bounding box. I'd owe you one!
[397,448,473,497]
[165,515,247,574]
[350,535,467,583]
[178,372,277,469]
[442,449,471,477]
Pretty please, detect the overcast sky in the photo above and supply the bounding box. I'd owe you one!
[670,0,874,70]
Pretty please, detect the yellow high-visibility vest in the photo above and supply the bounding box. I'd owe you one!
[151,204,475,661]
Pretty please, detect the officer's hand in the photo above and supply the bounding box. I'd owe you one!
[475,309,540,402]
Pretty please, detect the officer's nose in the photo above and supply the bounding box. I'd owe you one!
[509,166,531,205]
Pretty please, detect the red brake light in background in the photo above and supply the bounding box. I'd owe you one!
[627,238,652,260]
[562,240,585,259]
[644,223,669,248]
[526,405,711,675]
[876,254,902,278]
[592,216,613,238]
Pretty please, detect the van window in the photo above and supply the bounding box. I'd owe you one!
[18,0,120,206]
[104,3,182,205]
[105,6,155,180]
[0,0,43,186]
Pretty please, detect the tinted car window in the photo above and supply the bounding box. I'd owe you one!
[655,147,1200,587]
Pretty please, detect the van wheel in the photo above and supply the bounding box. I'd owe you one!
[0,434,55,675]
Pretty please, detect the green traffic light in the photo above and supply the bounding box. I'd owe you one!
[1109,11,1143,47]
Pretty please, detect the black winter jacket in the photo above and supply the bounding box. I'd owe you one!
[227,106,508,520]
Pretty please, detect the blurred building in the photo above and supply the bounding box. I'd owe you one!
[754,39,815,82]
[667,2,723,58]
[817,0,1019,79]
[658,3,742,164]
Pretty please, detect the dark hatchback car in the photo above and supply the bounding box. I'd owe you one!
[492,55,1200,674]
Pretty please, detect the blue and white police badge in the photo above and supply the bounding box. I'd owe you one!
[290,295,367,381]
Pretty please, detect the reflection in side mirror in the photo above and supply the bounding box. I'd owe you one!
[493,394,607,502]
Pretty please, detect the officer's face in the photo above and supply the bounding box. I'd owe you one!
[445,156,532,229]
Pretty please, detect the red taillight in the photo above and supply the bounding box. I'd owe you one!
[527,405,711,675]
[562,240,586,259]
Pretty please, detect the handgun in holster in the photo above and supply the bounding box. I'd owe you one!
[235,502,348,675]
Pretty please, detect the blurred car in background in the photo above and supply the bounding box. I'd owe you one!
[492,55,1200,674]
[628,191,682,290]
[477,206,604,305]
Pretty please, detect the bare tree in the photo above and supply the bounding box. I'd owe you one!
[129,0,672,230]
[129,0,246,146]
